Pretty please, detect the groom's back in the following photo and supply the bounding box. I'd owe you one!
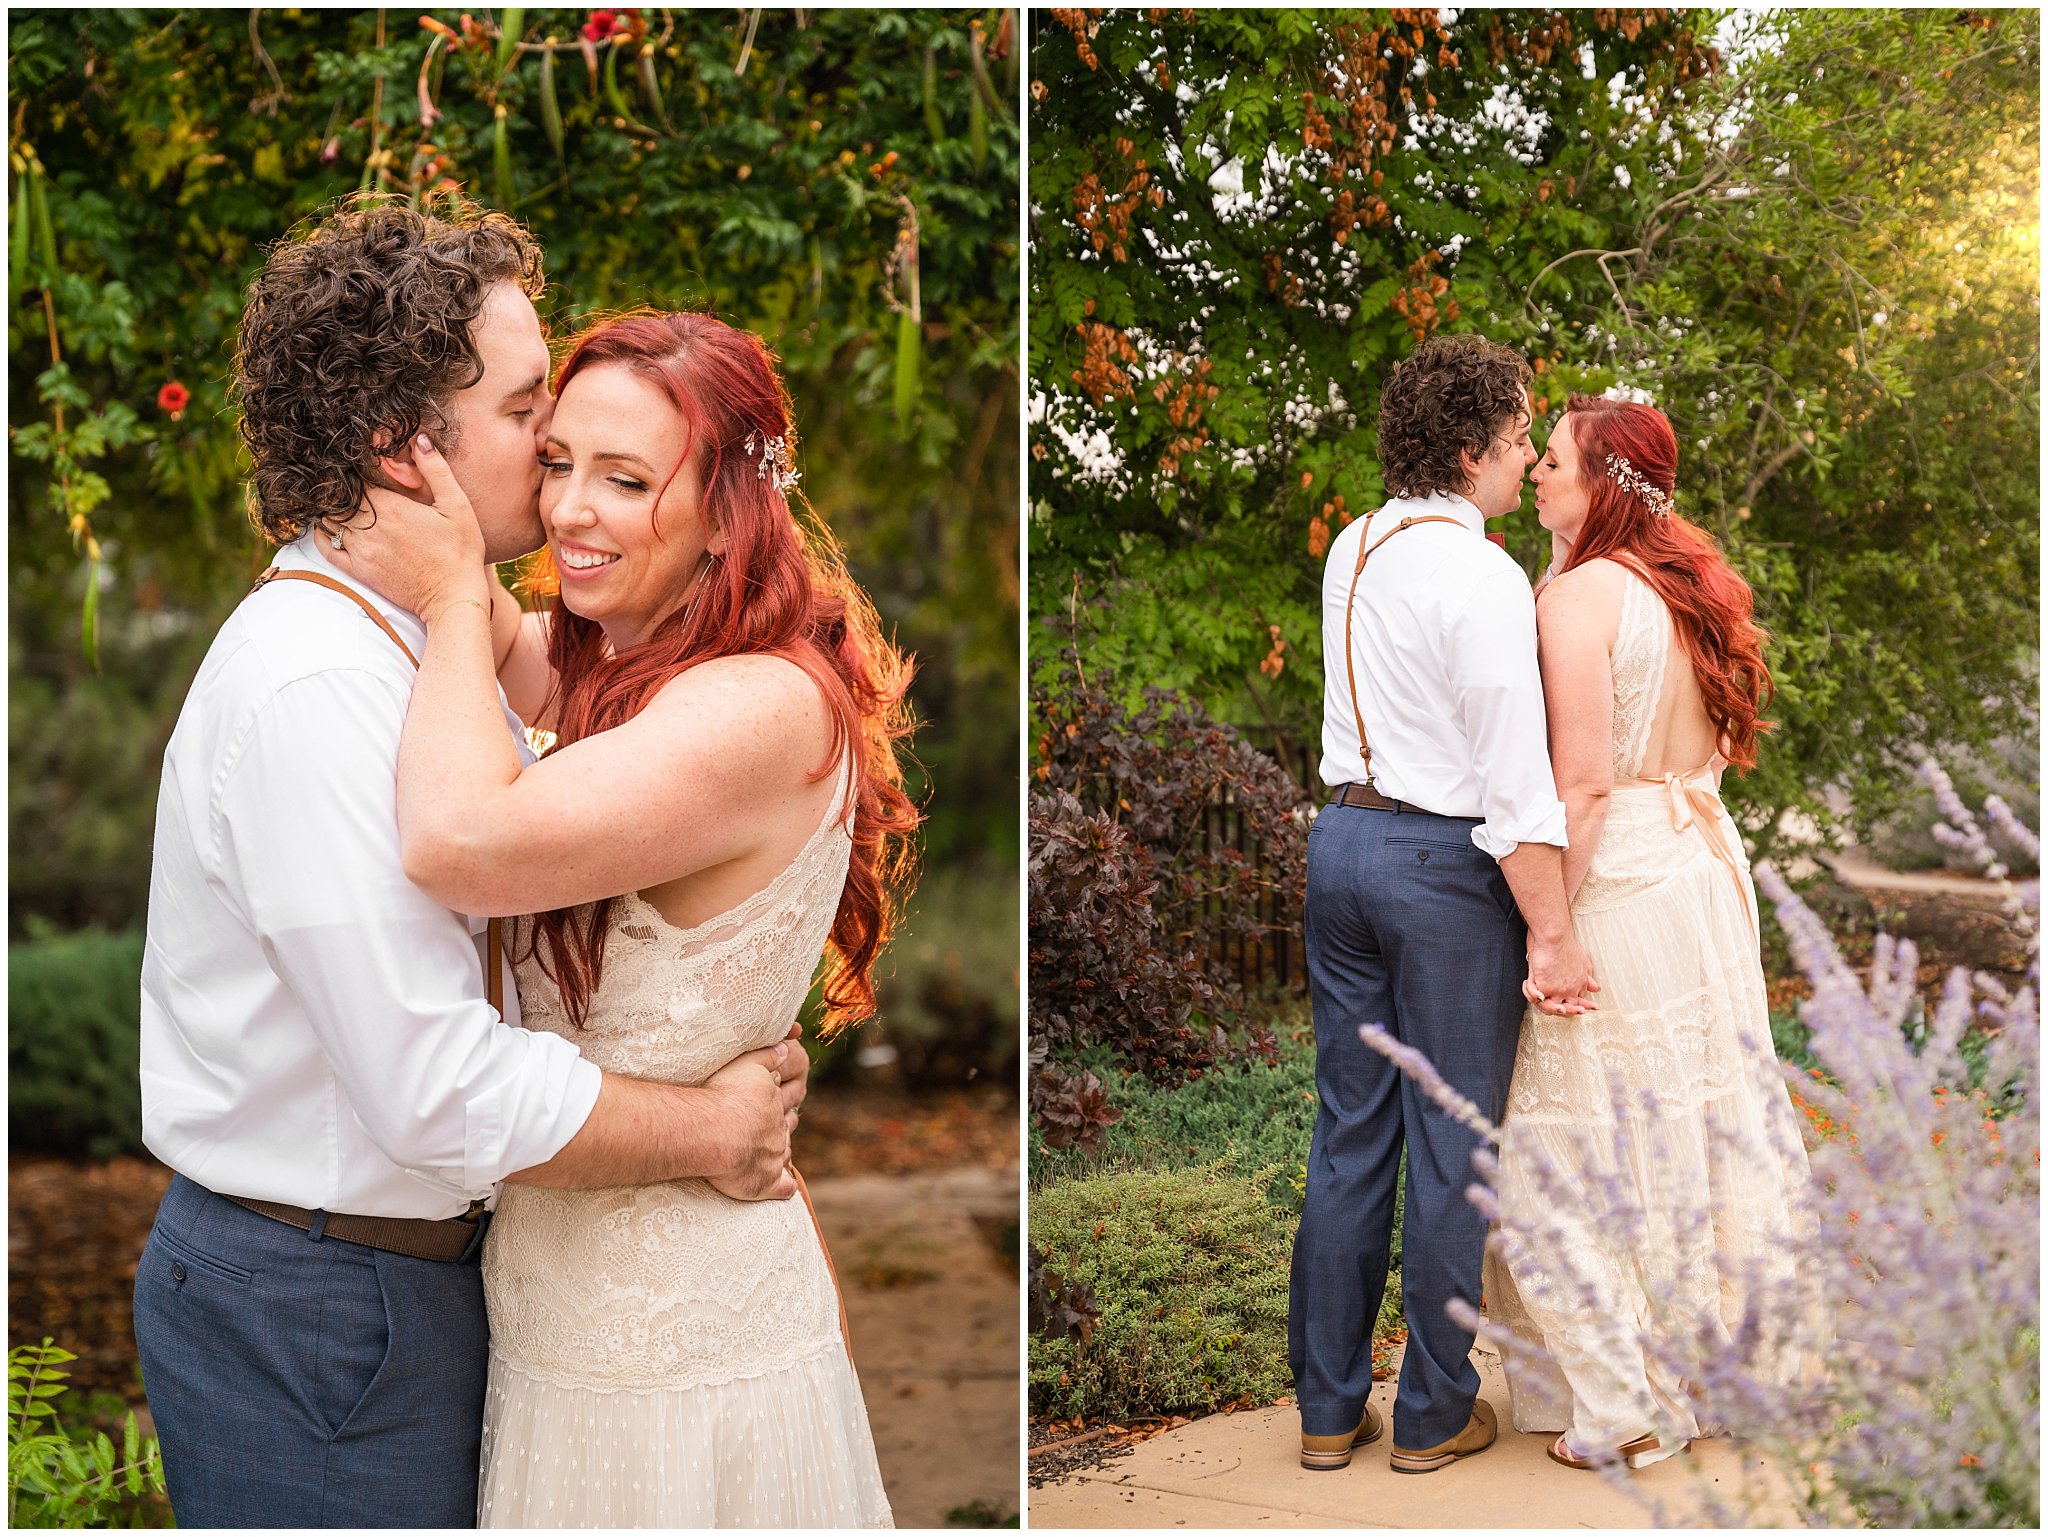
[1317,496,1541,805]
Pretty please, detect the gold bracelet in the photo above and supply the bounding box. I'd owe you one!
[437,597,491,622]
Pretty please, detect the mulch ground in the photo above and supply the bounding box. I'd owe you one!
[795,1083,1019,1179]
[9,1085,1018,1412]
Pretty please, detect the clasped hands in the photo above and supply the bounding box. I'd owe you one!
[1522,929,1600,1018]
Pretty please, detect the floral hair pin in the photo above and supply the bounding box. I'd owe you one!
[1604,453,1673,518]
[743,431,801,495]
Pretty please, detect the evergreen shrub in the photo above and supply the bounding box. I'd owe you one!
[9,929,146,1158]
[1032,1019,1319,1208]
[1029,1167,1295,1423]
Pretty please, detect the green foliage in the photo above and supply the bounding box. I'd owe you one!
[1032,1011,1404,1382]
[1028,8,2039,855]
[1029,1166,1295,1423]
[8,929,146,1158]
[836,861,1020,1088]
[8,1340,165,1529]
[1032,1013,1320,1209]
[10,8,1020,936]
[943,1498,1018,1528]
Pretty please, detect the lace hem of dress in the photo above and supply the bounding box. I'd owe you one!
[489,1335,843,1396]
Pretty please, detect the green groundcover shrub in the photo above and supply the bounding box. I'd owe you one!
[1030,1167,1295,1424]
[1033,1018,1319,1209]
[10,929,146,1159]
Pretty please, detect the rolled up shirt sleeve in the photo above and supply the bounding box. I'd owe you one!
[1445,566,1570,859]
[215,669,601,1203]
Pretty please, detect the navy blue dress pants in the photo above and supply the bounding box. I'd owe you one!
[132,1174,490,1528]
[1288,802,1527,1449]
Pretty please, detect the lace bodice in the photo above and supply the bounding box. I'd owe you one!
[481,764,855,1395]
[511,765,854,1082]
[1609,568,1671,779]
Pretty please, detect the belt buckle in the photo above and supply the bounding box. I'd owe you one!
[456,1198,491,1264]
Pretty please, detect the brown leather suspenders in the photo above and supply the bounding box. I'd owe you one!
[252,567,503,1014]
[1340,513,1465,786]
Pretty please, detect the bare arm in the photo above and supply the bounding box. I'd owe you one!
[335,439,835,917]
[1496,841,1597,1013]
[1535,567,1622,905]
[511,1034,809,1200]
[488,565,558,729]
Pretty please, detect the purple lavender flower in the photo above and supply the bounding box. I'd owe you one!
[1359,773,2039,1527]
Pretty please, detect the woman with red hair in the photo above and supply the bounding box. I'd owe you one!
[341,311,914,1526]
[1486,395,1815,1472]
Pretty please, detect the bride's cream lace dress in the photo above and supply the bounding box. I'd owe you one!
[476,766,892,1528]
[1484,570,1816,1454]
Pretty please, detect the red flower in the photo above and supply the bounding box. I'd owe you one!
[582,8,626,41]
[157,381,190,419]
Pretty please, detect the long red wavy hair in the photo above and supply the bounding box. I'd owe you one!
[520,311,920,1031]
[1555,395,1776,770]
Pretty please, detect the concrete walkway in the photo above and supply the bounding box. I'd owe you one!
[1030,1342,1807,1529]
[810,1167,1020,1529]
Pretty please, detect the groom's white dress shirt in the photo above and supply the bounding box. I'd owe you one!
[1317,491,1568,859]
[140,537,602,1220]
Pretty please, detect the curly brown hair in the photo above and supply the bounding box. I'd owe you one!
[1375,333,1533,499]
[232,195,544,545]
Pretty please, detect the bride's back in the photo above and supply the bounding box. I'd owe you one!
[1573,557,1726,780]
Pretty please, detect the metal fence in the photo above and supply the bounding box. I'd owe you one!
[1198,783,1310,999]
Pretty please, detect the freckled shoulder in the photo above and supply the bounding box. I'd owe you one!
[641,652,835,754]
[1536,558,1629,649]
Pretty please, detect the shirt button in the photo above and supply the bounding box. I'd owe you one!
[170,1261,187,1283]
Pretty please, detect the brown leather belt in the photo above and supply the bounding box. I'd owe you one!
[226,1195,490,1263]
[1327,782,1477,819]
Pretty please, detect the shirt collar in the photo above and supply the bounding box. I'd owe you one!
[1384,490,1487,538]
[271,534,429,659]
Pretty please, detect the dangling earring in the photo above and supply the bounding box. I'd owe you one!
[680,550,718,628]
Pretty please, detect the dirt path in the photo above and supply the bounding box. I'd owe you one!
[811,1167,1021,1528]
[1822,845,2035,901]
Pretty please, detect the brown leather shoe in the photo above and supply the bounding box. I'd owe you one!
[1388,1398,1497,1474]
[1299,1404,1385,1470]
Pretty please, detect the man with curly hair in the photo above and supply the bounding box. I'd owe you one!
[1289,333,1596,1477]
[132,197,808,1528]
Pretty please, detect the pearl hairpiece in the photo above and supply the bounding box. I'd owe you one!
[743,431,801,495]
[1604,453,1673,518]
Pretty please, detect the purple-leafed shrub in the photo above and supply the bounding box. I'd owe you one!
[1033,662,1308,1021]
[1028,788,1225,1090]
[1030,1046,1123,1153]
[1363,764,2038,1527]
